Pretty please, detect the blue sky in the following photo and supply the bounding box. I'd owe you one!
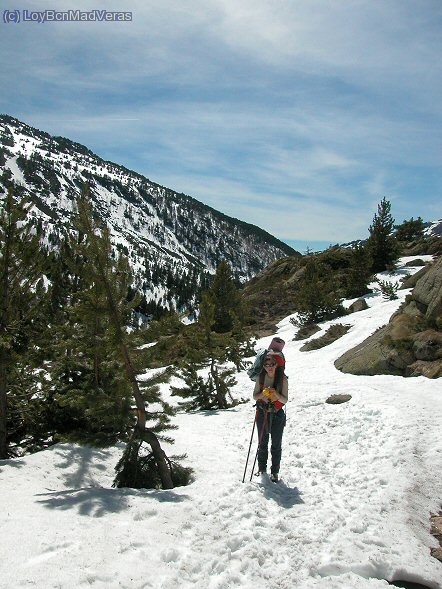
[1,0,441,252]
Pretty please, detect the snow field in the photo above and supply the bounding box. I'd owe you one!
[1,257,441,588]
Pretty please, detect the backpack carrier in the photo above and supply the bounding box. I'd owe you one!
[246,337,285,381]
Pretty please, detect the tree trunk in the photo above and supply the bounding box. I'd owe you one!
[119,343,174,490]
[210,358,227,409]
[140,428,174,490]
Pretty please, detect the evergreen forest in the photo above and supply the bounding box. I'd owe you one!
[0,184,438,490]
[0,186,253,489]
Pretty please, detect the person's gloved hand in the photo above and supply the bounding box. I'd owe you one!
[262,388,277,402]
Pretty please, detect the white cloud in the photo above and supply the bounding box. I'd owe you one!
[1,0,441,244]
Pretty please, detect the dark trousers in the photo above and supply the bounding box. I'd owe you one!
[256,405,286,474]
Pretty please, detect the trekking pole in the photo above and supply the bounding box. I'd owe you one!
[242,407,258,483]
[249,408,269,481]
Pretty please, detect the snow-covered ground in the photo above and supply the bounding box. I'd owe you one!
[1,258,441,589]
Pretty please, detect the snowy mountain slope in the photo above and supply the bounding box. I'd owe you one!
[425,220,442,238]
[0,115,298,309]
[1,257,441,589]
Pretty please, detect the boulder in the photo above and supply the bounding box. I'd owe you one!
[348,298,369,313]
[431,514,442,563]
[405,258,427,267]
[335,255,442,378]
[431,547,442,563]
[400,265,430,289]
[412,330,442,361]
[407,359,442,379]
[334,329,412,376]
[412,256,442,322]
[325,394,352,404]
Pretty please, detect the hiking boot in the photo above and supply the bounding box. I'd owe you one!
[270,473,279,483]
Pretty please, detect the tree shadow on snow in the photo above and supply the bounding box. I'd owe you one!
[198,408,240,417]
[0,458,26,471]
[35,486,190,517]
[51,444,116,489]
[258,480,305,509]
[35,444,190,516]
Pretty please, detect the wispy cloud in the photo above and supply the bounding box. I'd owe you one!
[1,0,441,249]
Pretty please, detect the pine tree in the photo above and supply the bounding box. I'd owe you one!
[170,260,249,409]
[292,257,346,326]
[113,367,192,489]
[367,197,399,273]
[0,188,46,458]
[64,186,178,489]
[394,217,425,242]
[171,292,237,410]
[50,248,134,445]
[170,362,214,411]
[226,313,255,371]
[207,260,242,333]
[201,258,252,369]
[345,244,372,298]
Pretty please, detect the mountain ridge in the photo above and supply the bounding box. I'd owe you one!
[0,114,299,314]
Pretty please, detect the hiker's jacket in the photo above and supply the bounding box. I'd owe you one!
[253,373,288,411]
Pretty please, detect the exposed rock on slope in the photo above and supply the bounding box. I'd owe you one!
[241,256,303,335]
[241,248,354,335]
[335,256,442,378]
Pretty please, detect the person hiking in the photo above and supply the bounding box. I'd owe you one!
[253,349,288,482]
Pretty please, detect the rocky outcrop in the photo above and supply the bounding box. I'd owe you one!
[335,256,442,378]
[241,247,353,335]
[400,265,430,290]
[431,512,442,563]
[412,258,442,319]
[402,236,442,256]
[241,256,303,335]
